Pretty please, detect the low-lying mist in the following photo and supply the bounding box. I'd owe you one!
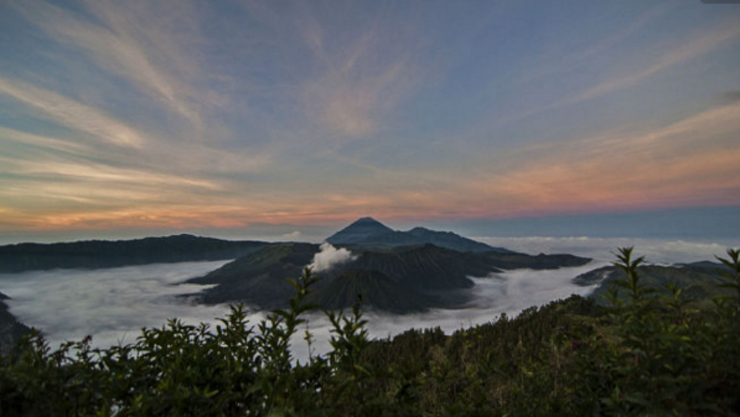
[0,236,733,361]
[0,261,249,349]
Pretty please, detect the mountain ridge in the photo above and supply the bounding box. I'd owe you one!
[0,235,269,273]
[327,217,512,253]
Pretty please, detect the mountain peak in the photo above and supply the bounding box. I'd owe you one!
[326,217,394,245]
[352,217,385,225]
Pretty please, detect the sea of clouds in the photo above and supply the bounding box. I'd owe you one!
[0,237,736,361]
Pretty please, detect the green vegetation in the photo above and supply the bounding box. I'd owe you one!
[0,292,30,355]
[1,248,738,416]
[576,260,732,305]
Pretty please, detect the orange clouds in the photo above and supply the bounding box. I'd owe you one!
[460,102,740,218]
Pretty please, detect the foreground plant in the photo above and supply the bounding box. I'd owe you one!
[599,247,740,416]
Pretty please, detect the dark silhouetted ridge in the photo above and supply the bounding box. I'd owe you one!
[0,235,269,272]
[406,227,512,253]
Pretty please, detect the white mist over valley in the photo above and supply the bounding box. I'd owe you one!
[0,236,731,361]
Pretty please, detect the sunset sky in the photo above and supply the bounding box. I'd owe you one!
[1,0,739,242]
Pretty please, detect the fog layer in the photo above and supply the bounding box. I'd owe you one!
[0,260,263,349]
[0,237,735,361]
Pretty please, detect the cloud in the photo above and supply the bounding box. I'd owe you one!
[254,95,740,222]
[304,62,409,139]
[308,243,357,273]
[459,102,740,217]
[11,0,209,128]
[8,159,218,191]
[505,22,740,124]
[297,8,419,140]
[568,24,740,104]
[0,260,241,348]
[0,76,145,148]
[282,231,303,240]
[0,126,93,155]
[516,3,677,85]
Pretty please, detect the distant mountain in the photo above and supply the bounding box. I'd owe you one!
[327,217,511,253]
[189,241,591,313]
[0,292,30,354]
[0,235,269,273]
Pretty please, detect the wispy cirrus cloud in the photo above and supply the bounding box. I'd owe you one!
[499,22,740,127]
[0,76,145,148]
[8,159,219,191]
[0,126,92,155]
[467,102,740,216]
[517,2,677,86]
[566,23,740,105]
[310,62,410,138]
[296,101,740,222]
[298,9,420,140]
[10,0,210,129]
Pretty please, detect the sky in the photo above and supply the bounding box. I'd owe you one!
[1,0,740,243]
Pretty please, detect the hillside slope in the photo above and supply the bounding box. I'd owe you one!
[574,261,730,304]
[189,241,591,313]
[306,270,434,313]
[190,243,319,308]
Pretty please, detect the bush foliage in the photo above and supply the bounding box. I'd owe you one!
[1,248,739,416]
